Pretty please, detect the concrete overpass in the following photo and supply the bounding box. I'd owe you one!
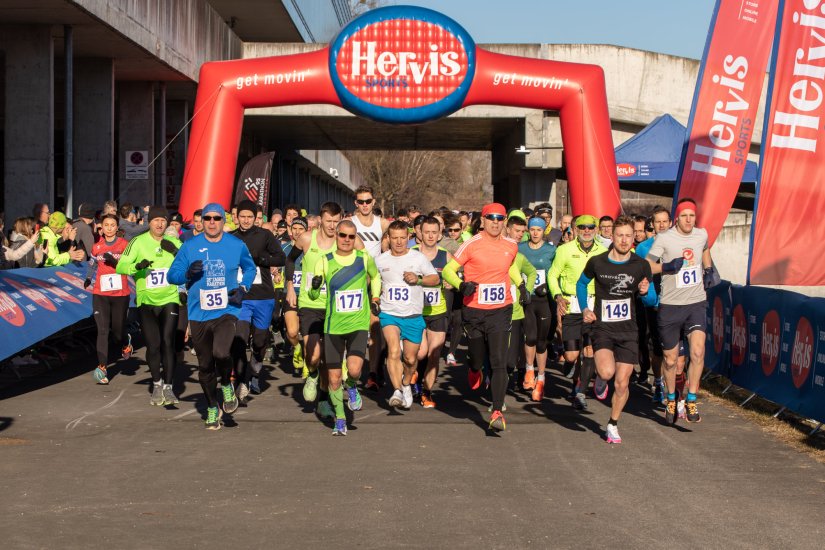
[242,42,768,212]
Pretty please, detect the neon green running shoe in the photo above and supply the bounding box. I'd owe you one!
[292,343,304,373]
[205,406,222,430]
[221,383,238,414]
[303,371,319,402]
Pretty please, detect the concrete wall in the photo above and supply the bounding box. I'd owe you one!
[117,82,154,207]
[74,58,114,207]
[1,25,53,223]
[71,0,242,79]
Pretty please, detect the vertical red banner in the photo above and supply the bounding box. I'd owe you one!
[749,0,825,286]
[675,0,779,245]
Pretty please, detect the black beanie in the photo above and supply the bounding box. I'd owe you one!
[147,205,169,222]
[236,200,259,215]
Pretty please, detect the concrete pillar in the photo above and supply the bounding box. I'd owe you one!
[491,120,524,208]
[117,81,154,207]
[74,58,114,208]
[1,25,54,222]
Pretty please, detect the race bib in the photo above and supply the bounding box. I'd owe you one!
[292,271,302,288]
[335,289,364,313]
[535,270,546,287]
[145,268,169,289]
[200,287,228,311]
[423,288,441,306]
[237,266,262,286]
[601,298,631,322]
[99,274,123,292]
[385,285,410,303]
[676,265,701,289]
[478,283,506,305]
[568,295,594,314]
[304,272,326,294]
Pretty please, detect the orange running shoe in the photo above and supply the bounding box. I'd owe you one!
[531,379,544,401]
[420,392,436,409]
[522,369,536,390]
[468,368,482,390]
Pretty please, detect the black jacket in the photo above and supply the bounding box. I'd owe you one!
[231,225,285,300]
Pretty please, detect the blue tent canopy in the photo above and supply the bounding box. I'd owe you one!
[614,113,758,182]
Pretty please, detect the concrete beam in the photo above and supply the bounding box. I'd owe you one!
[1,25,54,223]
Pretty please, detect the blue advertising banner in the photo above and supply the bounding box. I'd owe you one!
[704,281,731,376]
[727,285,825,424]
[0,265,93,362]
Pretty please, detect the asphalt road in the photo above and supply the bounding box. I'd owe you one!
[2,344,824,549]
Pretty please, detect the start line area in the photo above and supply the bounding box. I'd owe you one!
[1,341,823,548]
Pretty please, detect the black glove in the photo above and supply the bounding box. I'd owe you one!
[661,257,685,274]
[534,283,548,297]
[159,239,179,256]
[311,275,323,290]
[703,266,720,290]
[83,278,92,289]
[228,286,247,306]
[519,283,531,306]
[370,299,381,316]
[102,252,118,268]
[459,281,478,297]
[186,260,203,281]
[135,259,153,271]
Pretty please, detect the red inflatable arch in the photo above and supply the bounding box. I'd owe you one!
[179,6,620,219]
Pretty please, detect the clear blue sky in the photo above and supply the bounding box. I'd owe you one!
[389,0,717,60]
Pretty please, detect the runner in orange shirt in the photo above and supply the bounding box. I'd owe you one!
[443,203,524,431]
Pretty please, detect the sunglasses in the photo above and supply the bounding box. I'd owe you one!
[485,214,506,221]
[577,224,596,230]
[536,208,552,215]
[338,232,357,240]
[447,227,462,233]
[355,198,374,205]
[202,215,223,222]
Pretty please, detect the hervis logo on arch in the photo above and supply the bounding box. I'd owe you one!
[329,6,476,124]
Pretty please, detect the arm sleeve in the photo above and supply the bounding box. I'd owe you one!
[547,250,564,298]
[3,239,35,262]
[166,244,189,286]
[239,245,257,289]
[284,244,303,282]
[442,259,462,289]
[259,233,285,268]
[366,256,381,299]
[576,272,593,312]
[116,238,139,276]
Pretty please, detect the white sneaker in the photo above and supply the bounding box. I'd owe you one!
[401,384,413,409]
[237,382,250,401]
[605,423,622,444]
[594,377,608,401]
[388,389,404,408]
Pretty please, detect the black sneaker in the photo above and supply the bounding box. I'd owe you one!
[685,401,702,423]
[665,399,678,425]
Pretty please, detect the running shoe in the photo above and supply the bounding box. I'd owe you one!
[685,400,701,423]
[594,377,609,401]
[347,386,362,412]
[665,399,678,425]
[365,373,380,392]
[162,384,179,405]
[410,371,420,397]
[605,424,622,444]
[388,389,404,408]
[205,406,222,430]
[487,402,507,412]
[292,343,304,372]
[531,379,545,402]
[572,392,587,410]
[121,333,133,360]
[150,382,165,406]
[467,368,482,390]
[446,353,457,367]
[303,371,319,402]
[93,365,108,385]
[653,380,665,404]
[237,382,250,402]
[522,369,536,390]
[488,410,506,431]
[249,376,261,395]
[420,392,436,409]
[332,418,347,436]
[222,383,239,414]
[316,400,335,419]
[401,384,413,409]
